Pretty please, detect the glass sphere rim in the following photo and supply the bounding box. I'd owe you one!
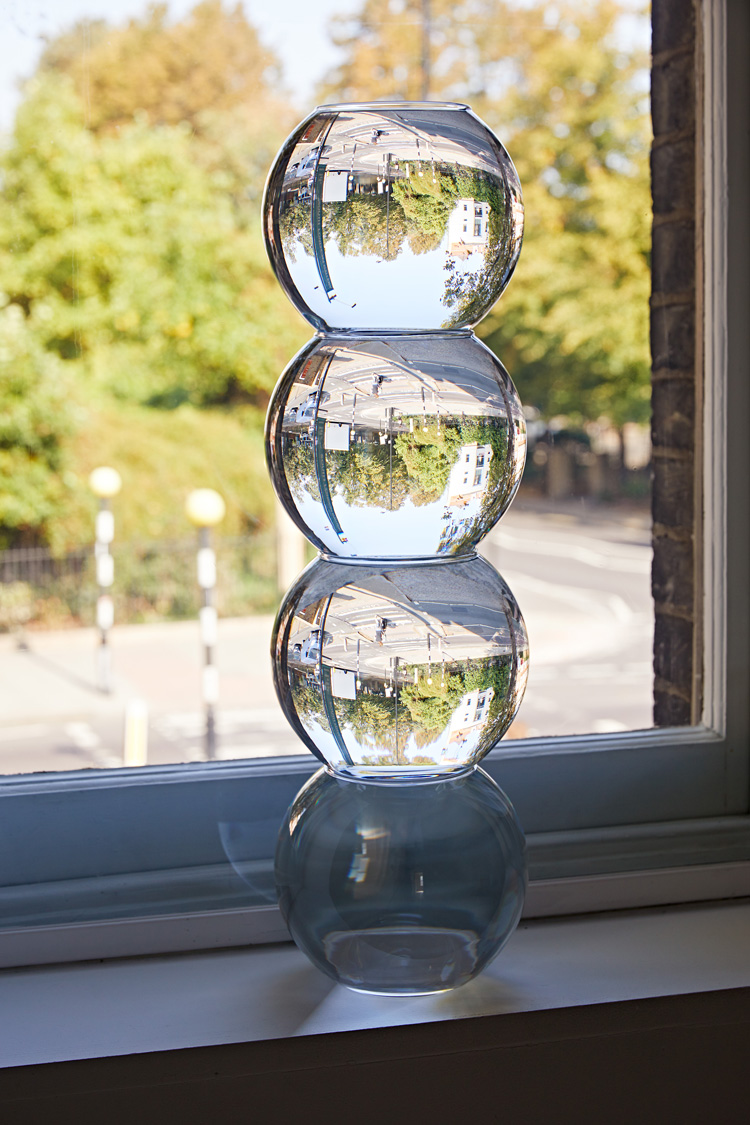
[318,549,479,568]
[320,761,481,788]
[306,327,477,343]
[314,100,470,113]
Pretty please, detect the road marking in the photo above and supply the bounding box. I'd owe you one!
[63,721,119,768]
[569,663,619,679]
[155,709,288,739]
[491,529,651,574]
[592,718,630,733]
[501,572,635,621]
[531,662,652,683]
[607,595,634,623]
[64,721,101,749]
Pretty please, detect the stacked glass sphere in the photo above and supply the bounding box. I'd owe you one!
[264,102,529,995]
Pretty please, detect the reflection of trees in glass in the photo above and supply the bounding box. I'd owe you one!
[436,416,516,552]
[394,421,463,505]
[281,434,321,503]
[326,196,407,262]
[290,671,330,733]
[327,652,517,766]
[276,159,511,273]
[278,196,314,261]
[400,656,514,748]
[440,173,516,328]
[392,166,456,255]
[335,690,414,764]
[283,411,514,524]
[326,444,410,510]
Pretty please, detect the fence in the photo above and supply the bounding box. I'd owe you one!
[0,532,280,632]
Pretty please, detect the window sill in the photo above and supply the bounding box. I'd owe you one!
[3,900,750,1119]
[1,898,749,1071]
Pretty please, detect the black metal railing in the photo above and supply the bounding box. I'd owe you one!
[0,533,280,631]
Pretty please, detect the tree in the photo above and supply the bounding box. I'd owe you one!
[39,1,283,137]
[38,2,294,210]
[319,0,651,435]
[0,73,307,410]
[0,305,76,549]
[0,0,309,548]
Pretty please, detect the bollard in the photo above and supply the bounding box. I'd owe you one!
[123,698,148,767]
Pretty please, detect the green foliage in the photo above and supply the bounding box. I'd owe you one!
[60,399,276,549]
[0,304,77,548]
[38,1,285,138]
[320,0,651,426]
[0,74,306,410]
[0,1,311,550]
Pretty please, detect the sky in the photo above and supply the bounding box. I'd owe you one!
[0,0,362,130]
[0,1,649,131]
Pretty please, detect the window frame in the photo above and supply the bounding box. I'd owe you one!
[1,0,749,969]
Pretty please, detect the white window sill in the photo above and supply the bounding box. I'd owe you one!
[1,899,749,1071]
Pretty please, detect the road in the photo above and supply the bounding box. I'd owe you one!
[0,501,653,774]
[480,500,653,738]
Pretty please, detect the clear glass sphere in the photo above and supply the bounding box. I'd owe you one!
[263,102,523,332]
[266,331,526,559]
[275,766,526,995]
[272,554,529,780]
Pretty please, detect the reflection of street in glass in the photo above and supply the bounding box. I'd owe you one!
[277,554,528,778]
[267,103,523,331]
[268,333,526,557]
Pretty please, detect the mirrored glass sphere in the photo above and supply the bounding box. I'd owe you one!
[266,331,526,558]
[272,554,529,780]
[275,766,526,995]
[263,102,523,332]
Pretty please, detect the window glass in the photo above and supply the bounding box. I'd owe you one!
[0,0,654,779]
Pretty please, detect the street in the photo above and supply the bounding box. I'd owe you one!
[0,501,653,774]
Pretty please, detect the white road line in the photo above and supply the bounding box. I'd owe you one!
[501,572,635,621]
[492,529,651,573]
[64,721,101,749]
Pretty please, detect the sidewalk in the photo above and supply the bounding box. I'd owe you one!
[0,616,277,726]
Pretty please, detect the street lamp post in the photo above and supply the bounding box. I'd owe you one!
[88,466,122,694]
[185,488,226,761]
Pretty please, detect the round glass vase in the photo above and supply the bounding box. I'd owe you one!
[275,765,527,995]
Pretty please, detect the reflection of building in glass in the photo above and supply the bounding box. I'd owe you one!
[447,199,490,259]
[446,442,493,506]
[442,688,495,760]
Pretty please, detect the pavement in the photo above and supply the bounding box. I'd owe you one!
[0,499,653,775]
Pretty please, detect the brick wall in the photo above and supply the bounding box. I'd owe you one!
[650,0,702,726]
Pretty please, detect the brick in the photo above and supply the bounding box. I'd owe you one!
[652,456,694,529]
[651,303,695,369]
[652,0,696,58]
[652,52,695,137]
[651,378,695,451]
[654,686,692,727]
[653,612,694,698]
[652,535,694,610]
[651,137,695,216]
[651,220,695,294]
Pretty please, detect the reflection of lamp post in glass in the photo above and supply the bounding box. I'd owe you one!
[185,488,226,761]
[89,466,122,694]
